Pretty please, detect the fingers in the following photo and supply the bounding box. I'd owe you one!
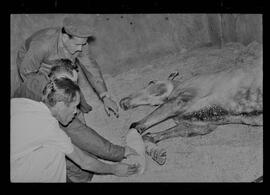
[109,107,119,118]
[127,164,140,175]
[111,101,119,117]
[103,98,119,118]
[104,106,110,117]
[117,163,140,177]
[105,105,119,118]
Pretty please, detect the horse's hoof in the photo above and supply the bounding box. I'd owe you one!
[147,147,167,165]
[151,148,167,165]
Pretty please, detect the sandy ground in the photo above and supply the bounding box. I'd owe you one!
[80,42,263,182]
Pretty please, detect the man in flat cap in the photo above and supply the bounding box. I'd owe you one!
[15,15,136,182]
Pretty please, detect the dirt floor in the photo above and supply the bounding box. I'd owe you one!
[81,42,263,182]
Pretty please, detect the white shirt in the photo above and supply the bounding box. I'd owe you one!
[10,98,73,182]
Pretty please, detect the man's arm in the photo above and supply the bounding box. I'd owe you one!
[67,144,115,175]
[12,72,49,101]
[60,117,125,162]
[76,49,119,117]
[17,40,48,82]
[76,46,108,99]
[67,144,138,176]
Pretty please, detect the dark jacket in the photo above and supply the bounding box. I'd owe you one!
[16,27,108,96]
[14,27,125,162]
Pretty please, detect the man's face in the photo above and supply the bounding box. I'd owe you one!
[56,92,80,126]
[63,36,87,55]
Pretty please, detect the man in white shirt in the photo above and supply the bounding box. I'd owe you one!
[11,77,139,182]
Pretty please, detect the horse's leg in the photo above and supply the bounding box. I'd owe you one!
[218,114,263,127]
[141,121,217,165]
[142,121,218,144]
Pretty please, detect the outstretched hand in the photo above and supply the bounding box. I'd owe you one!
[103,96,119,118]
[113,162,140,177]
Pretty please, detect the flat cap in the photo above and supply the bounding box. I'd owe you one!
[63,16,94,38]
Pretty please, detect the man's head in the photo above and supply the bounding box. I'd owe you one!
[43,77,81,126]
[48,59,78,82]
[62,16,94,55]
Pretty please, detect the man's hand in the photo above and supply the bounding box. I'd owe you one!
[112,162,140,177]
[124,146,139,158]
[103,96,119,118]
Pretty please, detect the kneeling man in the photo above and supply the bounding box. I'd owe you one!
[11,77,138,182]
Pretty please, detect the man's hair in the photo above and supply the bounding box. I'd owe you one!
[48,59,78,80]
[42,77,80,107]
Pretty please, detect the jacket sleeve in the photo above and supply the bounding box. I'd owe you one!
[66,144,115,175]
[17,40,48,82]
[76,45,108,98]
[12,72,49,101]
[60,116,125,162]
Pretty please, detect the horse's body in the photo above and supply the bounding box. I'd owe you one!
[119,61,262,144]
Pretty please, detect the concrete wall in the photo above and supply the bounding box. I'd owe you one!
[207,14,262,47]
[235,14,262,45]
[10,14,262,96]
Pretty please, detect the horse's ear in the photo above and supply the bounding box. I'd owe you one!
[148,80,157,85]
[168,71,180,80]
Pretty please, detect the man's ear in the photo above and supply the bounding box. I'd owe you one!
[71,70,79,82]
[62,33,70,42]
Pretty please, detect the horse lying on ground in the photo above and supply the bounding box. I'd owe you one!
[119,61,262,164]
